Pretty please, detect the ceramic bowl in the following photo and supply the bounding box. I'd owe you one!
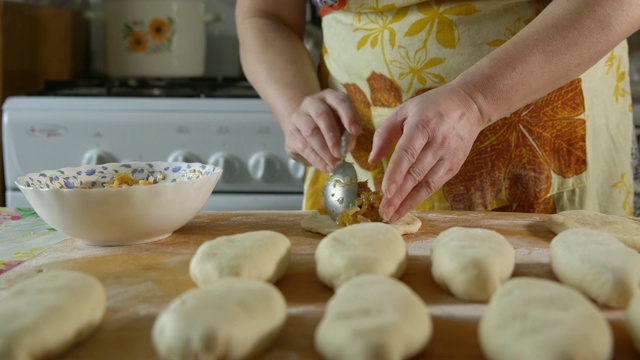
[16,161,222,246]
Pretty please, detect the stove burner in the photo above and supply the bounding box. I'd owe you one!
[32,77,259,98]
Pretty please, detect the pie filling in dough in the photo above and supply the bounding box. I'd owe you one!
[308,181,422,235]
[318,181,384,226]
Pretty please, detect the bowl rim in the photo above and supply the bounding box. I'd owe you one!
[16,161,222,191]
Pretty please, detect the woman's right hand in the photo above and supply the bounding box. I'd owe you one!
[284,89,362,173]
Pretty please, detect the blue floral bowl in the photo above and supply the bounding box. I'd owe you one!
[16,162,222,246]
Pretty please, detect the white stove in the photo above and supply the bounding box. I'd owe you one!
[2,79,305,211]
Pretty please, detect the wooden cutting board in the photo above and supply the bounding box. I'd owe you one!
[0,210,636,359]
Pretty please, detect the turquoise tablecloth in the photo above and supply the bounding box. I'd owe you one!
[0,208,69,275]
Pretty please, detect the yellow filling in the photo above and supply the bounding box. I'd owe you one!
[320,181,384,226]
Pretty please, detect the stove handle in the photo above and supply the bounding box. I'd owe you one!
[208,152,242,183]
[248,152,282,183]
[167,150,202,164]
[81,149,118,166]
[288,158,306,181]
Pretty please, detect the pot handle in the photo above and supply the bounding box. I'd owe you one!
[84,10,105,21]
[204,11,222,23]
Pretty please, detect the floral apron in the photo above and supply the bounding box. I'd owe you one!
[305,0,635,216]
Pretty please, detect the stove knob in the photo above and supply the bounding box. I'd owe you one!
[248,152,282,183]
[82,149,117,166]
[288,158,306,181]
[208,152,242,182]
[167,150,201,164]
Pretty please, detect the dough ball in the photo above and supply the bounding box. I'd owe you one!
[547,209,640,250]
[0,270,106,360]
[315,222,407,289]
[431,227,514,302]
[626,289,640,352]
[549,228,640,308]
[301,210,421,236]
[189,230,291,287]
[479,277,612,360]
[315,274,432,360]
[152,278,287,360]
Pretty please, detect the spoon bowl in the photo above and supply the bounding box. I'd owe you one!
[323,131,358,220]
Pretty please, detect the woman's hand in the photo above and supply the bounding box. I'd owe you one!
[369,83,486,222]
[284,89,362,173]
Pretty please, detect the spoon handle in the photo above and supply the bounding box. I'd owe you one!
[340,130,348,159]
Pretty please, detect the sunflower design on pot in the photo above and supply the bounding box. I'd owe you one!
[122,17,176,54]
[125,30,147,53]
[149,18,171,42]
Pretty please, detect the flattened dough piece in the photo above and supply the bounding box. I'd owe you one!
[626,289,640,352]
[550,228,640,308]
[301,210,421,236]
[0,270,106,360]
[152,278,287,360]
[431,227,514,302]
[315,274,432,360]
[189,230,291,287]
[479,277,612,360]
[315,222,407,289]
[547,209,640,250]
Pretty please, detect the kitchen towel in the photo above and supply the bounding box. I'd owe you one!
[0,208,69,275]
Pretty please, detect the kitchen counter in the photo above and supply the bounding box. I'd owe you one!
[0,210,637,359]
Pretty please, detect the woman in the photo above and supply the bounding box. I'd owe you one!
[236,0,640,222]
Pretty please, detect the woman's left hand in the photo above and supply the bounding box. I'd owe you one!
[368,83,487,223]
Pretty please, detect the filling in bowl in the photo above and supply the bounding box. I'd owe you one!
[17,162,216,190]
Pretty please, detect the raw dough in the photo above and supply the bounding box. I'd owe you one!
[626,289,640,352]
[0,270,106,360]
[152,277,287,360]
[315,274,432,360]
[549,228,640,308]
[315,222,407,289]
[431,227,514,302]
[479,277,612,360]
[189,230,291,287]
[547,209,640,250]
[301,210,421,236]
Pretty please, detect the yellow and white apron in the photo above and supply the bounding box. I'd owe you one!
[304,0,635,216]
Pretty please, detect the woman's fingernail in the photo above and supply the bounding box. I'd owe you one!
[385,184,396,197]
[380,206,392,222]
[388,214,399,223]
[334,147,342,158]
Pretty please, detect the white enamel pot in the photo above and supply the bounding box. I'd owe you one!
[88,0,219,78]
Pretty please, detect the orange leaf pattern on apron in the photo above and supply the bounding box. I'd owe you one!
[443,79,586,212]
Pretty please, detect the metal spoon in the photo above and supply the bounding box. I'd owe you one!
[323,130,358,221]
